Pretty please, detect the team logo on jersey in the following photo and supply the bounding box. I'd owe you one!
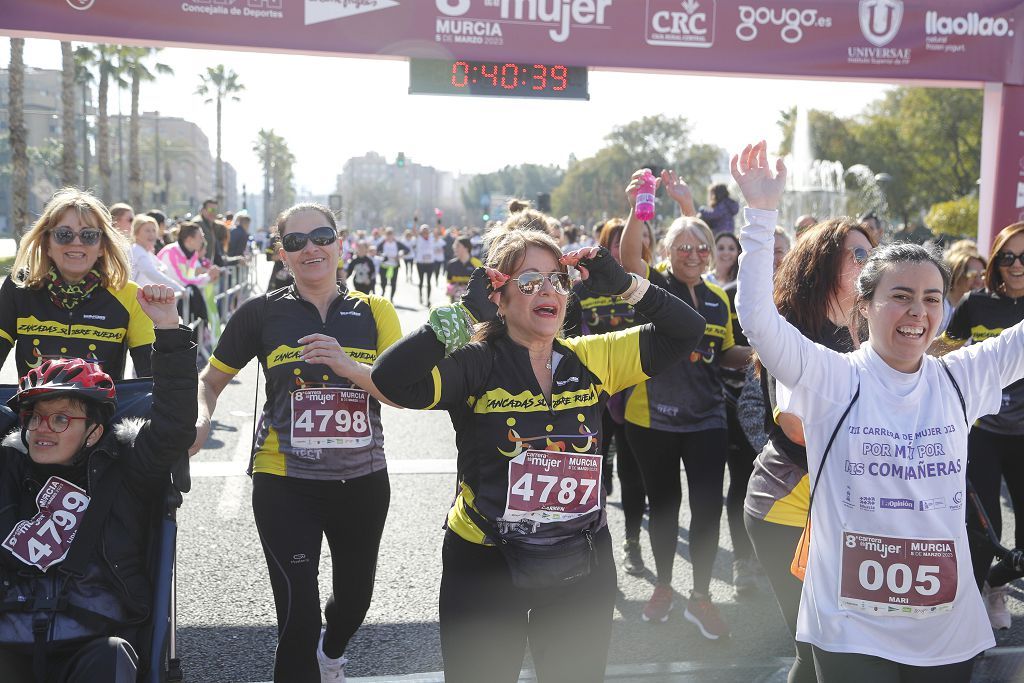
[498,415,596,458]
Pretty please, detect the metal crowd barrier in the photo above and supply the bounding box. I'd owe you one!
[179,255,258,363]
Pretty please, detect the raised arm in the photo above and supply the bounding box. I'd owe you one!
[621,169,656,277]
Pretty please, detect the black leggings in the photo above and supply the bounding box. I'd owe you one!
[966,427,1024,590]
[811,647,973,683]
[745,513,816,683]
[601,410,646,540]
[252,470,390,683]
[626,424,727,593]
[438,527,616,683]
[0,637,137,683]
[379,265,399,299]
[726,399,756,563]
[416,262,433,300]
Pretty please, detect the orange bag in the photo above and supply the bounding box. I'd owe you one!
[790,518,810,581]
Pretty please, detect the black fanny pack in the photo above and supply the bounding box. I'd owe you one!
[465,505,597,590]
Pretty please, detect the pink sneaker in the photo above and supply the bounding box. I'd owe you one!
[642,583,674,623]
[684,593,730,640]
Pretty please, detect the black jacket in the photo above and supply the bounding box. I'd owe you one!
[0,327,197,630]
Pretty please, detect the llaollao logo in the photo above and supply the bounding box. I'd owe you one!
[859,0,903,47]
[67,0,95,9]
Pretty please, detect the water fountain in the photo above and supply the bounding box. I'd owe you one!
[778,105,850,231]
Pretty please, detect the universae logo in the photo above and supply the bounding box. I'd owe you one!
[67,0,95,9]
[858,0,903,47]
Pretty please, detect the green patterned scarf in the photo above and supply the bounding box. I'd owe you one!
[45,267,103,310]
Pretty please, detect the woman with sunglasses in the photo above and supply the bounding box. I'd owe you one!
[938,222,1024,630]
[191,202,401,683]
[0,188,156,379]
[743,217,873,683]
[938,246,986,335]
[734,141,1024,683]
[619,169,751,637]
[371,216,705,683]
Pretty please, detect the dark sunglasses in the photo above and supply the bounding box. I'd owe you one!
[511,271,572,296]
[674,243,710,256]
[50,226,102,246]
[996,251,1024,268]
[281,226,337,252]
[850,246,870,265]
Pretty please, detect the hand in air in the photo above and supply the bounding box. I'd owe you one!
[730,140,787,212]
[561,247,633,297]
[137,284,180,329]
[625,168,660,209]
[661,169,695,216]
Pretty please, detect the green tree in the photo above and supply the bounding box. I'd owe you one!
[550,145,633,223]
[75,45,126,202]
[925,195,979,238]
[460,163,564,213]
[123,47,173,209]
[196,65,244,204]
[8,38,28,236]
[252,129,294,226]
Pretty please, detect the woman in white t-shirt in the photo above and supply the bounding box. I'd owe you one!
[130,214,184,294]
[733,141,1024,682]
[414,224,437,306]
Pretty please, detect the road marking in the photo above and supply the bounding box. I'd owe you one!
[193,458,457,479]
[215,421,256,518]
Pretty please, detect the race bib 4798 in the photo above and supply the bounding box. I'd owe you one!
[291,387,371,449]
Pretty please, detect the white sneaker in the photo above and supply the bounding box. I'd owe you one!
[984,582,1012,630]
[317,628,349,682]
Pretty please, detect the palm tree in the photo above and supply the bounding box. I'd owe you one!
[253,129,274,227]
[80,45,126,203]
[123,47,173,209]
[196,65,244,204]
[8,38,29,237]
[252,129,295,226]
[60,41,78,187]
[73,46,96,191]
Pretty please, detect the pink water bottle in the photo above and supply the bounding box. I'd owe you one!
[635,170,656,222]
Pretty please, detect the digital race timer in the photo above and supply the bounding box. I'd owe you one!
[409,59,588,100]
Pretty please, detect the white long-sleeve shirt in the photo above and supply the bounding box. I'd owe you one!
[736,208,1024,665]
[130,243,185,293]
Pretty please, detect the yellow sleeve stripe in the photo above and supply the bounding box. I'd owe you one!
[366,294,402,355]
[0,328,13,346]
[427,366,442,409]
[210,355,240,375]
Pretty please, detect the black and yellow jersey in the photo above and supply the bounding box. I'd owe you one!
[745,319,855,527]
[0,276,155,379]
[445,257,482,285]
[625,267,735,432]
[371,283,706,546]
[942,288,1024,435]
[210,285,401,480]
[564,280,641,338]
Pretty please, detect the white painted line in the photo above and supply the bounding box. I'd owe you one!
[192,458,457,479]
[215,421,256,519]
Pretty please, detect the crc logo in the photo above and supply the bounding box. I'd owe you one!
[736,6,832,44]
[646,0,716,48]
[66,0,95,9]
[859,0,903,47]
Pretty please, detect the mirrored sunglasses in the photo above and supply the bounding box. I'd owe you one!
[50,227,102,246]
[674,243,710,256]
[281,226,338,252]
[513,271,572,296]
[850,247,870,265]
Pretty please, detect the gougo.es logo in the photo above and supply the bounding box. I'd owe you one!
[735,5,832,44]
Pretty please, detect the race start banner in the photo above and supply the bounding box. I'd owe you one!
[2,0,1023,239]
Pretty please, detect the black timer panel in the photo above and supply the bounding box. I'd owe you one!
[409,59,589,100]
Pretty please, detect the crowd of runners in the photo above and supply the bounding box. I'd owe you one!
[0,138,1023,683]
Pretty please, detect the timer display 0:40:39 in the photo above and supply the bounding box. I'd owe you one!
[450,61,569,92]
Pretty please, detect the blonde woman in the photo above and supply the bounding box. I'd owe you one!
[0,188,156,378]
[130,214,185,294]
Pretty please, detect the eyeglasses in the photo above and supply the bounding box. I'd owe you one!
[281,226,338,252]
[50,227,102,246]
[996,251,1024,268]
[964,269,984,280]
[22,411,89,433]
[511,271,572,296]
[673,243,711,256]
[849,247,870,265]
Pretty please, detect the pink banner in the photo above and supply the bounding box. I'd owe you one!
[990,85,1024,233]
[2,1,1023,86]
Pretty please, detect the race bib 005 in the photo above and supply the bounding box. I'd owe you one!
[504,450,602,524]
[839,530,957,619]
[291,387,372,449]
[3,476,90,572]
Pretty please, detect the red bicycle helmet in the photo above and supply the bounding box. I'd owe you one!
[8,358,117,412]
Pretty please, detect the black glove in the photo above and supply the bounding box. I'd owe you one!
[461,267,499,323]
[577,247,633,297]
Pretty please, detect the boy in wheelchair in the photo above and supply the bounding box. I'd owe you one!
[0,285,195,682]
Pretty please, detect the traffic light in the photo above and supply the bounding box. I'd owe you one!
[482,213,490,222]
[396,152,406,167]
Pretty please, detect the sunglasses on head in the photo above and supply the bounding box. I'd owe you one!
[996,251,1024,268]
[281,226,337,252]
[50,226,102,246]
[674,243,710,256]
[850,246,870,265]
[509,271,572,296]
